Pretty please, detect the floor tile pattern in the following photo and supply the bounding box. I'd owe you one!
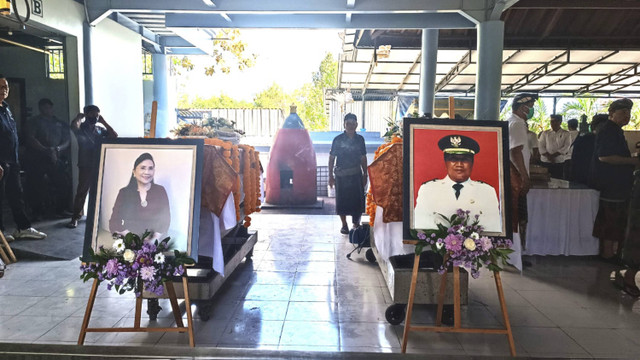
[1,214,639,358]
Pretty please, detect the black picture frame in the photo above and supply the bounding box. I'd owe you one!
[82,138,204,259]
[403,117,512,240]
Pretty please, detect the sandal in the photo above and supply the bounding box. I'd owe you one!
[340,225,349,235]
[613,270,640,297]
[623,270,640,297]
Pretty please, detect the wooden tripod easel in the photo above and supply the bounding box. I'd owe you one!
[400,240,516,356]
[0,231,17,265]
[78,276,195,347]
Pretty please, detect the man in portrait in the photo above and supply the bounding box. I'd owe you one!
[414,134,501,232]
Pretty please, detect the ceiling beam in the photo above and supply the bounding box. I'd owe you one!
[537,51,619,92]
[112,13,163,53]
[576,63,640,94]
[502,50,569,95]
[511,0,640,10]
[435,50,471,92]
[362,52,377,96]
[397,51,421,91]
[612,79,640,93]
[164,12,475,29]
[86,0,493,14]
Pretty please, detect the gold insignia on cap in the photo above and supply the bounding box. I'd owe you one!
[450,136,461,148]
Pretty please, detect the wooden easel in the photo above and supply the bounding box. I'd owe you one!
[0,231,17,265]
[400,240,516,356]
[77,276,195,347]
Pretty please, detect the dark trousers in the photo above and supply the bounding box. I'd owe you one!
[71,166,94,220]
[25,156,71,216]
[542,162,564,179]
[0,163,31,231]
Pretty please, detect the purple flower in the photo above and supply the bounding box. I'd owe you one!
[444,234,462,252]
[480,236,493,251]
[140,266,156,281]
[417,232,427,240]
[104,258,119,277]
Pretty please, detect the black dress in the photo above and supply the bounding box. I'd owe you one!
[109,183,171,236]
[330,132,366,217]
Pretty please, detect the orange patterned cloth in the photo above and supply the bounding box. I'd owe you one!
[367,143,403,223]
[201,145,239,217]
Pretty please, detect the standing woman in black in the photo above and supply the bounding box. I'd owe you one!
[328,113,368,234]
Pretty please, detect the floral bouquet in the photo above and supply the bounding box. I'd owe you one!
[411,209,514,279]
[80,231,195,296]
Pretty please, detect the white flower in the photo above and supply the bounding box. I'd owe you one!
[436,241,444,250]
[154,253,165,264]
[470,232,480,240]
[463,238,476,251]
[112,239,125,253]
[123,249,136,263]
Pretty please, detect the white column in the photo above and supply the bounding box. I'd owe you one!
[152,54,173,138]
[474,20,504,120]
[419,29,438,116]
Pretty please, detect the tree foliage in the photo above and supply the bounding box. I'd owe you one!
[177,93,253,109]
[253,83,294,113]
[171,29,257,76]
[560,97,602,123]
[294,52,338,130]
[177,51,338,132]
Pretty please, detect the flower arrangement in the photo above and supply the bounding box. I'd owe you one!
[172,116,244,142]
[80,231,195,296]
[411,209,514,278]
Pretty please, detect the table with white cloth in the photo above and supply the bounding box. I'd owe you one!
[523,186,600,256]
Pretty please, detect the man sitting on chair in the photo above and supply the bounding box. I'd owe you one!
[414,134,502,233]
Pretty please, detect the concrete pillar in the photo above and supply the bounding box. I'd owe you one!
[152,53,172,138]
[82,22,93,106]
[474,20,504,120]
[361,96,366,131]
[419,29,438,116]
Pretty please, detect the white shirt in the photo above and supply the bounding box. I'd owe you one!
[414,175,502,233]
[507,113,531,175]
[538,129,571,163]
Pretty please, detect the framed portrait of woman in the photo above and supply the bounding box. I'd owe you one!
[403,118,512,240]
[83,138,204,258]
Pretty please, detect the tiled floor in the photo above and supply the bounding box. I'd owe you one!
[1,213,640,358]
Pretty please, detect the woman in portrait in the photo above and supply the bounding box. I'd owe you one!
[109,152,170,241]
[328,113,368,234]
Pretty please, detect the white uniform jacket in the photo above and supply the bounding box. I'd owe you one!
[414,175,502,233]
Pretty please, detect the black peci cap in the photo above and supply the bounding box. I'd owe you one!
[438,135,480,155]
[513,93,539,105]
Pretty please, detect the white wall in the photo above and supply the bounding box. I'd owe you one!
[90,19,144,137]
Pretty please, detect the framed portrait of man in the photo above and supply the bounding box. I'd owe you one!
[403,118,512,239]
[83,138,204,258]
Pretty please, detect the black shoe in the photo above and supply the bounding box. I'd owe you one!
[340,225,349,235]
[66,219,78,229]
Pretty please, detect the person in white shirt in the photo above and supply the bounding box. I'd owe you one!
[538,114,571,179]
[414,134,501,233]
[508,93,537,249]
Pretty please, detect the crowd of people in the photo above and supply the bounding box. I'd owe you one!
[0,74,118,243]
[510,93,640,295]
